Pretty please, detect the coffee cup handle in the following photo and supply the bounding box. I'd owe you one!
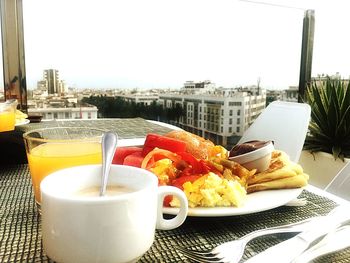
[156,186,188,230]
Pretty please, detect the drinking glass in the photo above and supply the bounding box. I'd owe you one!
[0,100,17,132]
[23,127,105,211]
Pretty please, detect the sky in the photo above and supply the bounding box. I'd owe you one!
[21,0,350,90]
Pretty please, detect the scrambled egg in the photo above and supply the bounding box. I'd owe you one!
[171,172,247,208]
[150,159,177,185]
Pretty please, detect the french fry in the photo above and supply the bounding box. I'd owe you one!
[212,157,256,179]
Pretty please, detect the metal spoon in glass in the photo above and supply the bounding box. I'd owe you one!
[100,131,118,196]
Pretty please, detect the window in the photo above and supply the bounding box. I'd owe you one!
[0,1,24,107]
[0,0,347,120]
[237,109,240,116]
[237,118,240,124]
[236,127,240,133]
[229,102,242,106]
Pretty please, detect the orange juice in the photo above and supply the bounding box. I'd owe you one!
[0,110,15,132]
[27,142,102,203]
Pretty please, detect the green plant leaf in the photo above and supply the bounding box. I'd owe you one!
[332,146,341,160]
[304,77,350,159]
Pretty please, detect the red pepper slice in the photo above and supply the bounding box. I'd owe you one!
[142,133,187,156]
[171,175,201,190]
[141,148,181,170]
[175,151,202,174]
[163,195,173,207]
[198,159,211,174]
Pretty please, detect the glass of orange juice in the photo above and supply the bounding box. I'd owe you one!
[0,100,17,132]
[23,127,105,211]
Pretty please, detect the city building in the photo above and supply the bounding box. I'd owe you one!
[28,94,98,120]
[115,93,159,105]
[44,69,60,94]
[25,69,99,120]
[158,81,266,148]
[28,104,98,120]
[35,69,66,95]
[283,86,299,102]
[182,80,216,94]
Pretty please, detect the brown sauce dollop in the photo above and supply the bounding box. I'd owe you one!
[229,140,272,157]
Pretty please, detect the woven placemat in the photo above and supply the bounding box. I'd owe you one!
[0,165,349,263]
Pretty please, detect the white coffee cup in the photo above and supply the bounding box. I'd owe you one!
[40,164,188,263]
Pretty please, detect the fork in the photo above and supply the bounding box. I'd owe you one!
[176,216,324,263]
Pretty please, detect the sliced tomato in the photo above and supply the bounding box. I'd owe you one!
[141,148,181,170]
[171,175,201,190]
[142,133,187,156]
[123,151,144,167]
[113,147,143,164]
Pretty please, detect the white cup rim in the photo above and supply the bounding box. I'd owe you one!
[40,164,158,203]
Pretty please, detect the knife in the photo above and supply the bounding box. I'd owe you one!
[292,225,350,263]
[245,205,350,263]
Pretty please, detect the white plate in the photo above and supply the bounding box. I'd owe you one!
[163,188,303,217]
[15,119,30,126]
[117,129,303,217]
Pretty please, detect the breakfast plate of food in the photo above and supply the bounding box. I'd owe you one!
[114,129,309,217]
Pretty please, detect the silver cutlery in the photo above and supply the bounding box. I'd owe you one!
[245,205,350,263]
[291,225,350,263]
[100,131,118,196]
[176,216,324,263]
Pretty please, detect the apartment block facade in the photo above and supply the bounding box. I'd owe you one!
[158,81,266,148]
